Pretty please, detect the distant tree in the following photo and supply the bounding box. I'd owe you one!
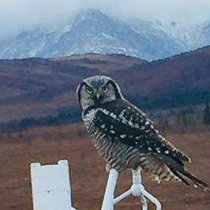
[176,113,181,125]
[181,113,188,127]
[203,99,210,125]
[177,108,188,127]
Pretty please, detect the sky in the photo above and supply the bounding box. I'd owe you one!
[0,0,210,40]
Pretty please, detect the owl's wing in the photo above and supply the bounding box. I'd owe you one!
[93,99,190,164]
[92,100,209,191]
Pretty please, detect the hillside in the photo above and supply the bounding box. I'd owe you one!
[0,46,210,130]
[117,46,210,108]
[0,54,145,127]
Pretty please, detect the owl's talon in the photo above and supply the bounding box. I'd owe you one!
[105,164,111,173]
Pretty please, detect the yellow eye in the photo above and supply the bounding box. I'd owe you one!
[102,85,109,93]
[86,86,93,94]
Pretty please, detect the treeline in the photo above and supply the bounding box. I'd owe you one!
[1,98,210,133]
[129,90,210,110]
[203,99,210,125]
[151,98,210,134]
[0,107,81,133]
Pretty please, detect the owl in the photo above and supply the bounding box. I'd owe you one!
[76,75,208,190]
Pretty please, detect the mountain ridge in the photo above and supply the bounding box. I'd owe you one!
[1,9,210,61]
[0,46,210,129]
[0,9,184,61]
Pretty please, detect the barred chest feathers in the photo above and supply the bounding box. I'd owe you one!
[82,108,141,172]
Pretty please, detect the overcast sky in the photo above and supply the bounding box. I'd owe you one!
[1,0,210,40]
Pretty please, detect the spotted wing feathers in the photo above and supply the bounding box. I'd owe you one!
[89,99,208,190]
[94,99,190,164]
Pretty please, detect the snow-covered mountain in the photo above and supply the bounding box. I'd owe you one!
[154,21,208,50]
[0,9,209,61]
[197,21,210,48]
[0,10,184,61]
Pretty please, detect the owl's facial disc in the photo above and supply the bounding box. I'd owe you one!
[77,75,124,110]
[85,83,110,105]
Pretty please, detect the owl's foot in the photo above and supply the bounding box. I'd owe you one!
[105,164,112,173]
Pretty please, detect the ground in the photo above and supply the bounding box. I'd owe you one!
[0,124,209,210]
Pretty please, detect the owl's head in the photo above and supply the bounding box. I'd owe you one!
[76,75,124,110]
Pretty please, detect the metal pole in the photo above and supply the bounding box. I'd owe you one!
[101,169,119,210]
[102,168,162,210]
[141,188,162,210]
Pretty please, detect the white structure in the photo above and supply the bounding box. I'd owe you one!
[101,168,162,210]
[30,160,161,210]
[30,160,77,210]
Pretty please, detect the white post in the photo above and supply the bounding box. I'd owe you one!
[101,169,119,210]
[30,160,77,210]
[101,168,162,210]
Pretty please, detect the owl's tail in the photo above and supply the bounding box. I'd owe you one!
[167,160,209,191]
[141,154,208,191]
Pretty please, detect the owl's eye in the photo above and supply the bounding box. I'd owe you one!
[85,86,93,94]
[102,85,109,93]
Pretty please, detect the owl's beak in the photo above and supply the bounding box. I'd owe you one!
[94,93,103,106]
[96,93,100,99]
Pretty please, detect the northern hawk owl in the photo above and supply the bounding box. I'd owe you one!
[77,75,208,190]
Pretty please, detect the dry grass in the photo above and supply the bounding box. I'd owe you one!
[0,124,209,210]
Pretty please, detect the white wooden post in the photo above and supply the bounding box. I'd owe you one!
[30,160,77,210]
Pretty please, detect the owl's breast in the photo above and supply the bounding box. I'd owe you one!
[82,108,141,172]
[83,108,107,144]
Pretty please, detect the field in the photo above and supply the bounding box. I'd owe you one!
[0,123,209,210]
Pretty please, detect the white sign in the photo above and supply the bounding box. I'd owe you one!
[30,160,76,210]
